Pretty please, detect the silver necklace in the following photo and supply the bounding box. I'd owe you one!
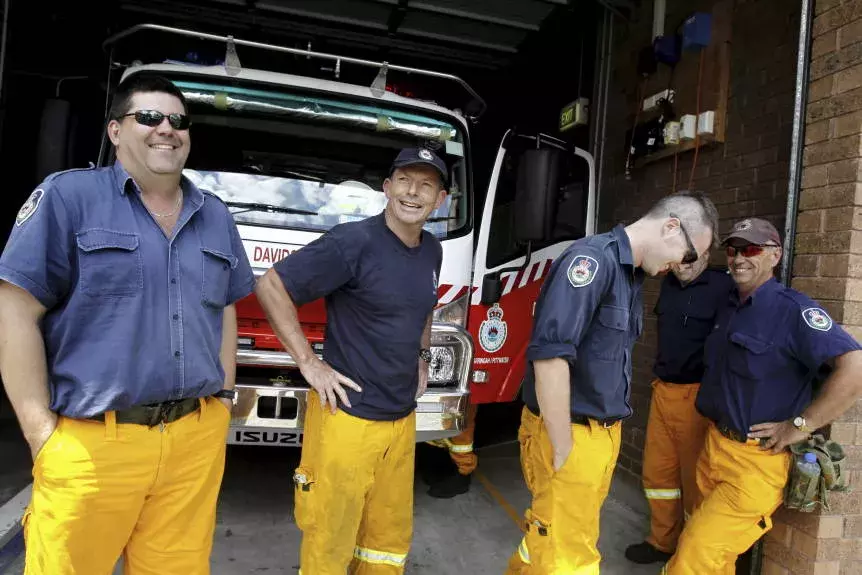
[144,192,182,218]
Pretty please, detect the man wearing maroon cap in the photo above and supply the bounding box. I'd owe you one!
[661,217,862,574]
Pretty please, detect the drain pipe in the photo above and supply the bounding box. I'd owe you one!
[780,0,814,286]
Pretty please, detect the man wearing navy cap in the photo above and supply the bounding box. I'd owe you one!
[661,217,862,574]
[255,147,447,574]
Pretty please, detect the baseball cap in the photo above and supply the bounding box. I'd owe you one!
[722,217,782,246]
[391,147,448,186]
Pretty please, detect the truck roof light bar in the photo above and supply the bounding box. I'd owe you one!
[102,23,487,120]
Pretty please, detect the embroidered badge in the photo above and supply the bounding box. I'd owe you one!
[479,304,508,353]
[16,189,44,226]
[567,255,599,288]
[734,219,752,232]
[419,149,433,161]
[802,307,833,332]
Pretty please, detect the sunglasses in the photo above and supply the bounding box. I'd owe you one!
[726,244,777,258]
[670,212,699,264]
[118,110,191,130]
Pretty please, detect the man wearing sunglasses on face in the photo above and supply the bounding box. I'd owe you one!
[660,218,862,575]
[506,191,718,575]
[0,73,254,574]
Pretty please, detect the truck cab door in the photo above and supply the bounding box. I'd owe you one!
[468,131,596,404]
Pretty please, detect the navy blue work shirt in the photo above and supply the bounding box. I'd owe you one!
[274,211,442,421]
[0,162,255,418]
[653,268,735,384]
[522,224,645,421]
[697,278,862,436]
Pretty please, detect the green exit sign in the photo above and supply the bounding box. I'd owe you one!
[560,98,589,132]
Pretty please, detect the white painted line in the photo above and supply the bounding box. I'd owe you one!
[0,484,31,549]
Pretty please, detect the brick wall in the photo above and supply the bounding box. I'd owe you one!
[600,0,801,480]
[760,1,862,573]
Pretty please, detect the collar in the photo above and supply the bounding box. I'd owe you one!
[732,276,781,306]
[112,160,204,211]
[669,266,714,290]
[611,224,634,267]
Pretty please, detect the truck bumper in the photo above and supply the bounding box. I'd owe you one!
[225,384,470,446]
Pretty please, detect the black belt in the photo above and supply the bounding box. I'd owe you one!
[86,397,201,427]
[526,404,621,428]
[716,423,756,444]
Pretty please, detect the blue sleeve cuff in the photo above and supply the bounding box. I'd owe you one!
[227,278,255,306]
[527,343,577,362]
[273,261,310,306]
[0,266,57,309]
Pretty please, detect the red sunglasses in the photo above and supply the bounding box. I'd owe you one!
[726,244,778,258]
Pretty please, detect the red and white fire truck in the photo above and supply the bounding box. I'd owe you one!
[103,25,597,446]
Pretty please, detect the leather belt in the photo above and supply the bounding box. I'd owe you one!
[86,397,201,427]
[526,404,621,428]
[717,423,751,444]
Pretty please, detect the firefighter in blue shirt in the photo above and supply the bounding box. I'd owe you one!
[255,147,446,574]
[0,73,254,574]
[661,217,862,574]
[505,191,719,575]
[625,254,734,564]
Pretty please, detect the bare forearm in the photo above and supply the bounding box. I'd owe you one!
[534,358,572,459]
[804,351,862,430]
[219,304,237,390]
[0,285,55,444]
[421,314,432,349]
[255,269,316,367]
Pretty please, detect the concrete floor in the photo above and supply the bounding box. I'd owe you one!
[0,439,658,575]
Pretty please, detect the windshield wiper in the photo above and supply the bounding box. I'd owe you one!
[225,201,318,216]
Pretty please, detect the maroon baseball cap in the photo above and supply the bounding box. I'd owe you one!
[722,218,782,246]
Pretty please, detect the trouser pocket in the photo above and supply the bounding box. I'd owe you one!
[293,466,316,533]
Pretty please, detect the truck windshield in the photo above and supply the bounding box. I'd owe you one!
[175,79,470,239]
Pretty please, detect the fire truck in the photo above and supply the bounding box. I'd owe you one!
[102,24,597,446]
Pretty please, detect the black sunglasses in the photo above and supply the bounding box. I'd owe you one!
[670,212,699,264]
[118,110,191,130]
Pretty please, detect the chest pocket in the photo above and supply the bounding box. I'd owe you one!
[201,247,238,308]
[76,229,142,298]
[727,331,773,380]
[589,305,629,360]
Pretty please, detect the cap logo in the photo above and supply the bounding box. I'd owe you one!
[418,149,433,161]
[735,219,752,231]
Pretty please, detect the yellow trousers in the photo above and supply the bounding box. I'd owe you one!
[662,422,791,574]
[427,402,478,475]
[23,397,231,575]
[506,406,621,575]
[642,380,709,553]
[295,392,416,575]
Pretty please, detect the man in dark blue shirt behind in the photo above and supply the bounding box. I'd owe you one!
[0,73,254,574]
[255,147,446,574]
[626,255,734,564]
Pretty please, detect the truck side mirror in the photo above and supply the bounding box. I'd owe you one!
[481,272,503,305]
[514,148,560,243]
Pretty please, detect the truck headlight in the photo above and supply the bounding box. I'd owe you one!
[427,324,473,392]
[433,293,468,328]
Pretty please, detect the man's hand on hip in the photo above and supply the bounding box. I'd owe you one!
[748,420,810,454]
[299,356,362,414]
[218,396,234,414]
[416,359,429,399]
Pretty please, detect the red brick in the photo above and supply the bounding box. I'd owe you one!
[804,134,862,167]
[833,111,862,138]
[827,206,861,231]
[792,277,849,299]
[822,254,853,276]
[809,119,833,144]
[815,29,840,59]
[847,515,862,538]
[800,184,862,210]
[794,254,822,275]
[798,210,826,233]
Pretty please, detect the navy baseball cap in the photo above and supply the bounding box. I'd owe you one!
[391,147,448,186]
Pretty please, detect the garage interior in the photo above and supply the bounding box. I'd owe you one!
[2,0,854,574]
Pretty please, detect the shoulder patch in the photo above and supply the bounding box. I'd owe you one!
[567,255,599,288]
[16,189,44,226]
[802,307,833,332]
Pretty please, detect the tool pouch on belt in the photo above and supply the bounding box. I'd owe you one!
[784,434,849,513]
